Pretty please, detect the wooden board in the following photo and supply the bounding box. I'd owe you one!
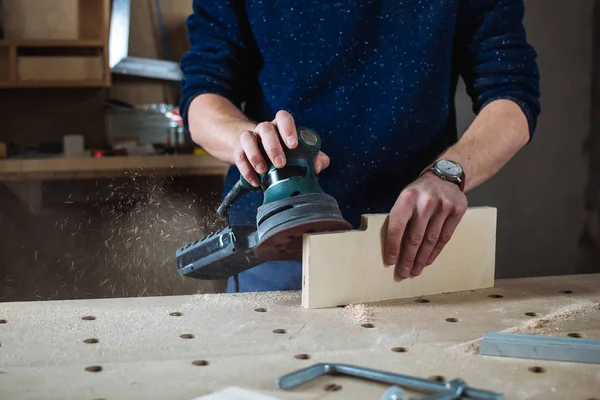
[302,207,497,309]
[0,274,599,400]
[0,154,229,181]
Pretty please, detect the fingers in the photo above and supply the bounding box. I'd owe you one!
[385,189,416,266]
[272,110,298,149]
[386,174,468,281]
[411,211,448,276]
[255,122,286,168]
[426,210,464,266]
[394,193,436,279]
[234,111,298,183]
[315,151,330,174]
[234,110,330,187]
[233,138,259,187]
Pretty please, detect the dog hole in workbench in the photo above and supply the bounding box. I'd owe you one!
[525,312,538,317]
[428,375,445,382]
[415,298,430,303]
[528,366,545,373]
[0,319,6,324]
[559,289,573,294]
[83,338,99,344]
[273,329,287,334]
[82,316,96,321]
[568,332,583,338]
[169,312,183,316]
[294,353,311,360]
[445,317,458,323]
[391,347,407,353]
[361,323,375,328]
[192,360,209,366]
[324,383,342,391]
[488,294,504,298]
[180,334,195,339]
[254,308,267,312]
[85,366,103,373]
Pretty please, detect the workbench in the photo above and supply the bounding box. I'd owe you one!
[1,274,599,400]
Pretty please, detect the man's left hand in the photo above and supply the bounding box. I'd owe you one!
[384,172,468,279]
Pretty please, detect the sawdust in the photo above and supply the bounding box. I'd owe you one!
[4,171,227,302]
[344,304,374,325]
[181,290,303,310]
[97,172,226,296]
[456,300,600,353]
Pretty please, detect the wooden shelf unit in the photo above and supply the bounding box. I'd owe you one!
[0,0,110,88]
[0,155,230,181]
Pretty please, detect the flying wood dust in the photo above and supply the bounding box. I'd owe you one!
[96,171,227,296]
[10,170,228,301]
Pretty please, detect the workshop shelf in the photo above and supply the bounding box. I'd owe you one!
[0,0,110,88]
[0,39,105,48]
[0,154,230,181]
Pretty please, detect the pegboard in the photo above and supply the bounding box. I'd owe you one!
[1,274,599,399]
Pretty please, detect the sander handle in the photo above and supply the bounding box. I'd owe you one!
[216,127,322,217]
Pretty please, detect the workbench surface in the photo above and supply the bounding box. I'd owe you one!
[1,274,599,400]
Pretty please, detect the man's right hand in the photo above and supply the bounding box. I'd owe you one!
[233,110,330,187]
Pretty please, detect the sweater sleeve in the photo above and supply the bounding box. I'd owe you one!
[455,0,541,139]
[179,0,259,138]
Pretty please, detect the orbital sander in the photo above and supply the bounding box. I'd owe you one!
[175,127,352,280]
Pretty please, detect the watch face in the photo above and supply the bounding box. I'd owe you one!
[436,160,463,177]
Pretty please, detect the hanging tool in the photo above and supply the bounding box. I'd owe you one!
[176,127,352,280]
[275,363,504,400]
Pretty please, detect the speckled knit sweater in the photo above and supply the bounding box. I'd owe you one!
[179,0,540,291]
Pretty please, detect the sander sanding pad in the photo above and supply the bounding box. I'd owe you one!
[255,218,352,260]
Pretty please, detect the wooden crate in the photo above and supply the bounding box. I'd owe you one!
[0,0,107,41]
[18,55,104,82]
[0,0,110,88]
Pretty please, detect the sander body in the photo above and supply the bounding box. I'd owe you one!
[176,127,352,280]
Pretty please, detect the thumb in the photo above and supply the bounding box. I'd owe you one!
[315,152,330,174]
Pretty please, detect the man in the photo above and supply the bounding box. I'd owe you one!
[179,0,541,293]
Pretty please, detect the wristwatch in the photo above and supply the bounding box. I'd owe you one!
[426,159,465,192]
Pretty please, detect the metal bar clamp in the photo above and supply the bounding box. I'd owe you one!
[275,363,503,400]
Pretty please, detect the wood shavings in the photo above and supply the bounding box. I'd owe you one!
[345,304,374,325]
[456,300,600,353]
[504,301,600,333]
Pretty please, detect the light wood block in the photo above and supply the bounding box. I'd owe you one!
[302,206,497,309]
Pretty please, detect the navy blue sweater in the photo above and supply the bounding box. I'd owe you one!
[179,0,540,229]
